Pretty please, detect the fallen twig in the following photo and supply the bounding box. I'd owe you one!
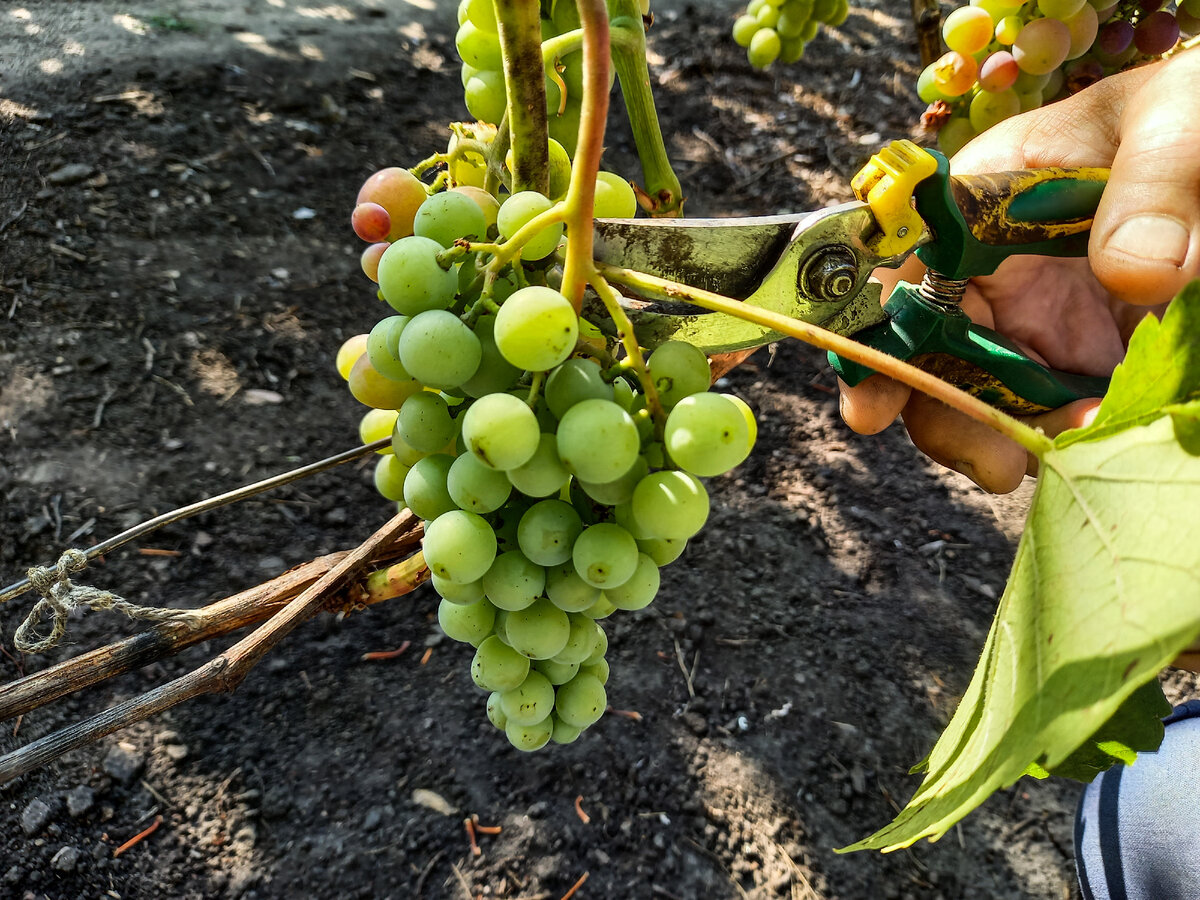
[560,872,589,900]
[574,795,590,824]
[113,814,163,857]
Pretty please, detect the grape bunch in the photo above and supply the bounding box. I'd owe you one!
[921,0,1197,157]
[342,158,756,752]
[730,0,850,68]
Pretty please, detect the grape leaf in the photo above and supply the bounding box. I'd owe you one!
[843,281,1200,853]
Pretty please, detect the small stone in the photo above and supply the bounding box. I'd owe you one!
[681,712,709,737]
[362,807,383,832]
[20,799,52,836]
[242,388,284,406]
[4,865,22,885]
[257,555,286,573]
[164,744,189,763]
[47,164,95,186]
[410,789,457,816]
[102,741,145,784]
[50,847,80,873]
[66,786,95,818]
[154,730,181,745]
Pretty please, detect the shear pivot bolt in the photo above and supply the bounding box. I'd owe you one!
[803,247,858,300]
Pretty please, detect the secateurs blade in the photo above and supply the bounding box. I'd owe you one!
[593,139,1113,413]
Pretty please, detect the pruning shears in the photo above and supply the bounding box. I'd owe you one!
[591,139,1111,413]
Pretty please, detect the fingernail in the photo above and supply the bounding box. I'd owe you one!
[1106,214,1190,265]
[954,459,978,483]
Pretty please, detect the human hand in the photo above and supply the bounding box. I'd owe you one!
[838,48,1200,494]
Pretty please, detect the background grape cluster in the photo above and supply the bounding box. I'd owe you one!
[730,0,851,68]
[338,16,758,752]
[920,0,1197,156]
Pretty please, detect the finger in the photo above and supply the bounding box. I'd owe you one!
[837,374,911,435]
[901,393,1028,493]
[1090,50,1200,306]
[1021,398,1103,477]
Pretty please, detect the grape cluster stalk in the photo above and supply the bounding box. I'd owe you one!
[341,0,757,752]
[919,0,1198,155]
[731,0,851,68]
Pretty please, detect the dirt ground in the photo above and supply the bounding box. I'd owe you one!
[2,2,1195,899]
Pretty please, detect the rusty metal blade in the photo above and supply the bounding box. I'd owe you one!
[592,215,806,299]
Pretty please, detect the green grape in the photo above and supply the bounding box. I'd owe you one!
[497,191,563,261]
[937,116,976,158]
[581,594,617,619]
[551,717,583,744]
[748,27,782,67]
[1037,0,1086,18]
[533,658,580,685]
[726,394,758,446]
[604,553,660,611]
[1016,87,1043,113]
[664,393,753,477]
[504,140,572,200]
[403,453,456,521]
[431,571,485,605]
[471,634,530,691]
[397,310,482,392]
[493,285,579,372]
[545,562,601,612]
[1012,17,1071,75]
[969,87,1021,131]
[376,236,459,316]
[437,597,496,645]
[461,315,521,399]
[486,691,507,730]
[799,17,819,40]
[482,549,545,611]
[492,608,512,644]
[593,172,638,219]
[552,613,600,665]
[392,418,433,467]
[397,391,456,454]
[572,522,639,589]
[556,399,640,484]
[367,315,412,381]
[507,433,570,498]
[464,69,507,125]
[613,500,651,540]
[579,455,649,506]
[647,341,712,408]
[460,61,480,89]
[631,470,709,540]
[374,455,410,502]
[499,670,557,726]
[414,190,489,248]
[360,407,399,451]
[505,597,571,660]
[917,64,951,103]
[555,672,607,729]
[825,0,849,26]
[775,5,808,38]
[505,714,553,752]
[995,14,1022,44]
[456,21,503,69]
[462,392,541,470]
[423,509,498,584]
[611,376,636,410]
[465,0,497,30]
[548,102,582,158]
[451,185,500,230]
[1062,4,1098,59]
[544,358,611,419]
[757,4,781,27]
[584,625,607,665]
[637,536,687,566]
[348,353,422,410]
[579,658,610,685]
[517,499,583,566]
[336,333,368,381]
[447,451,512,513]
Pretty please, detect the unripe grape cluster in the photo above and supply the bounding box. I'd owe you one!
[921,0,1197,156]
[343,136,756,751]
[731,0,850,68]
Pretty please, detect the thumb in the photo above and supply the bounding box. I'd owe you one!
[1090,49,1200,306]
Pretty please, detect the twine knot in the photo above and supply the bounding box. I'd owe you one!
[15,549,194,654]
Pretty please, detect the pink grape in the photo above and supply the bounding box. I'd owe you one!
[1138,0,1164,11]
[1095,19,1134,54]
[357,167,427,241]
[352,202,392,243]
[1133,10,1179,54]
[943,6,995,53]
[978,51,1019,91]
[360,242,388,283]
[1012,17,1071,74]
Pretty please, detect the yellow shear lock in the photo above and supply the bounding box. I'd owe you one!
[850,139,937,259]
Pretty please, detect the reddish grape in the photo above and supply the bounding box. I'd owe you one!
[352,202,392,243]
[360,242,388,283]
[1137,0,1164,11]
[356,167,427,241]
[978,51,1020,91]
[1065,58,1104,93]
[1133,10,1180,53]
[1095,19,1134,54]
[931,50,979,96]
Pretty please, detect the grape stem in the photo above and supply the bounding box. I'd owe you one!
[526,370,546,409]
[590,275,667,432]
[496,0,550,194]
[595,262,1053,456]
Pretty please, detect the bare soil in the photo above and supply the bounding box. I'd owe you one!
[2,2,1195,899]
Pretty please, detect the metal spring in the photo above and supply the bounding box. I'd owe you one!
[918,270,970,310]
